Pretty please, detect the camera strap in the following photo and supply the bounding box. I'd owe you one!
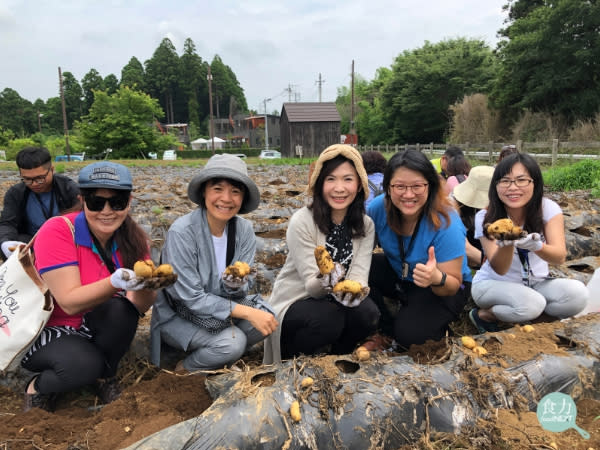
[398,214,422,280]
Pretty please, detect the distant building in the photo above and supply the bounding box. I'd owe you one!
[280,102,341,158]
[213,114,281,148]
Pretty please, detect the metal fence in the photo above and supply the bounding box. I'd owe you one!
[356,139,600,165]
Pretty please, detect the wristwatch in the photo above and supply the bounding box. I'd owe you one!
[432,271,447,287]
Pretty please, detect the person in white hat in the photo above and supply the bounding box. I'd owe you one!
[150,154,277,373]
[263,144,380,365]
[451,165,495,268]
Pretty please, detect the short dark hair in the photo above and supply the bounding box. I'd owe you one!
[446,154,471,176]
[443,146,464,159]
[361,151,387,175]
[498,145,518,163]
[16,147,51,169]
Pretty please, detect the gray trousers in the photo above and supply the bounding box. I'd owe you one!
[472,278,588,323]
[159,315,266,371]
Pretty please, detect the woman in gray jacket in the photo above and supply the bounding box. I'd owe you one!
[151,154,277,372]
[264,144,379,365]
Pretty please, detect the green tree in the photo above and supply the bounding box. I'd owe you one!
[103,74,119,95]
[0,88,36,136]
[210,55,248,118]
[493,0,600,122]
[179,38,207,133]
[380,38,496,143]
[61,71,84,129]
[78,86,175,158]
[81,68,104,114]
[120,57,146,91]
[144,38,180,123]
[43,97,66,135]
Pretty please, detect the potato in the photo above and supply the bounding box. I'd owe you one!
[314,246,334,275]
[300,377,314,388]
[290,400,301,422]
[461,336,477,350]
[355,345,371,361]
[133,260,154,278]
[472,346,488,356]
[224,261,250,278]
[153,263,174,277]
[522,324,535,333]
[484,218,525,240]
[332,280,363,295]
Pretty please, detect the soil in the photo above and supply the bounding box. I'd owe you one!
[1,165,599,449]
[2,316,599,449]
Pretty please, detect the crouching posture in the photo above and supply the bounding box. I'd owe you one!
[151,154,277,372]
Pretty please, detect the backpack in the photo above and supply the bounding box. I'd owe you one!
[368,180,384,198]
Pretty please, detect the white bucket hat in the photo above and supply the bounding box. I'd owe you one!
[187,154,260,214]
[452,165,495,209]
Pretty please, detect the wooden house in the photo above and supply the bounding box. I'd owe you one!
[280,103,341,158]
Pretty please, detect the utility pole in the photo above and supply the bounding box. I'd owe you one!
[58,67,71,160]
[350,60,356,140]
[37,110,43,133]
[263,98,271,149]
[207,66,215,155]
[316,73,325,102]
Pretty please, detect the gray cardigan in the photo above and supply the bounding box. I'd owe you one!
[263,206,375,365]
[150,208,257,365]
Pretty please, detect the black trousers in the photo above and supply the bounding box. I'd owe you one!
[22,296,139,394]
[368,253,468,350]
[280,296,380,360]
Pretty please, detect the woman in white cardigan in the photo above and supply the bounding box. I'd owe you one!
[264,144,379,365]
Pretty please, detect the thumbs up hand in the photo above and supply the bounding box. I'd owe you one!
[413,246,440,288]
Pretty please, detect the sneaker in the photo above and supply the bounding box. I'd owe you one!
[362,333,394,352]
[469,308,499,333]
[23,378,56,412]
[96,377,122,404]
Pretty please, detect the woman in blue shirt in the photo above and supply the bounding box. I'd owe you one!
[367,149,471,349]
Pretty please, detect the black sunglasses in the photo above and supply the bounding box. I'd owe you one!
[84,193,130,211]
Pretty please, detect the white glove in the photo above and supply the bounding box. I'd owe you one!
[318,262,346,292]
[332,286,370,308]
[222,272,249,290]
[496,239,517,248]
[1,240,25,258]
[515,233,543,252]
[110,268,145,291]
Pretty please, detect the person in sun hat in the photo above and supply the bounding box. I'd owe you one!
[451,165,495,269]
[263,144,380,365]
[150,153,277,373]
[22,161,164,412]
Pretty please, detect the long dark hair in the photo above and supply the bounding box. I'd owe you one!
[383,149,452,234]
[484,153,544,233]
[80,188,150,268]
[309,154,366,237]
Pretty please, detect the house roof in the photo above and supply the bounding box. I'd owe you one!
[282,102,340,122]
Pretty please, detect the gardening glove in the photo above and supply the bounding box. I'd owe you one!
[138,273,179,290]
[515,233,543,252]
[1,240,25,258]
[332,286,370,308]
[221,267,256,297]
[495,239,518,248]
[110,268,145,291]
[317,262,346,292]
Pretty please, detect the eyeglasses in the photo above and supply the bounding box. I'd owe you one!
[20,168,51,185]
[496,178,533,188]
[84,193,130,211]
[389,183,428,195]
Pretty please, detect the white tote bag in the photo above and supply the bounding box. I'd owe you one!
[0,239,53,372]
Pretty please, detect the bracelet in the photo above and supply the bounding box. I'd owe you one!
[431,271,447,287]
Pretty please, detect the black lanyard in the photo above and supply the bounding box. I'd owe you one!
[33,192,56,220]
[517,248,531,286]
[90,231,116,273]
[397,215,422,279]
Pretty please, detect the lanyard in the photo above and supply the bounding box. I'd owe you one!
[397,215,422,279]
[517,248,530,286]
[33,192,56,220]
[90,232,116,273]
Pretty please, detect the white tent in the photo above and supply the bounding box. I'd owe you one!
[191,137,226,150]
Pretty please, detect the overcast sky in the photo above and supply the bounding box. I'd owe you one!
[1,0,507,114]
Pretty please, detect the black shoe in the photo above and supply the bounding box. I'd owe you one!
[96,377,122,404]
[23,378,56,413]
[469,308,499,333]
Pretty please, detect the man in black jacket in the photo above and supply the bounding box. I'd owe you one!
[0,147,80,259]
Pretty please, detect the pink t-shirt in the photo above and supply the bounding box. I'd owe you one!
[445,174,467,195]
[34,212,124,328]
